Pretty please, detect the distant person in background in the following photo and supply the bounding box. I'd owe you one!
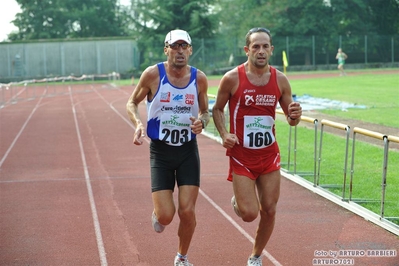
[336,48,348,76]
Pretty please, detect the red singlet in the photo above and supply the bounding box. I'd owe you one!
[227,64,281,181]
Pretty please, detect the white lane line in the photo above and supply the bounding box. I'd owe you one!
[0,90,46,168]
[199,189,282,266]
[91,84,130,124]
[68,86,108,266]
[0,85,27,107]
[96,84,282,265]
[92,86,151,144]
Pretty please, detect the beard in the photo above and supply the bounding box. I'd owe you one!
[172,57,187,69]
[253,58,268,68]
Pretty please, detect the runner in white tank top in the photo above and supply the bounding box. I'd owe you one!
[146,62,200,146]
[126,29,209,266]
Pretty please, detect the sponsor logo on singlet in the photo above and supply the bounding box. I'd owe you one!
[256,94,276,106]
[245,95,255,106]
[161,105,192,114]
[160,92,170,102]
[172,94,184,102]
[185,94,195,105]
[244,91,276,107]
[161,114,191,127]
[246,117,272,130]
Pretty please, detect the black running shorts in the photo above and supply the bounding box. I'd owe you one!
[150,139,200,192]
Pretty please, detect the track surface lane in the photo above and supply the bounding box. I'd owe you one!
[0,83,398,266]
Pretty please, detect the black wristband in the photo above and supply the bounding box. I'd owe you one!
[200,119,206,129]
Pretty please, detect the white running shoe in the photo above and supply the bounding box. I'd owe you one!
[174,255,193,266]
[247,255,262,266]
[231,195,242,217]
[151,211,165,233]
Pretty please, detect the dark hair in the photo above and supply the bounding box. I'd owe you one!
[245,27,272,46]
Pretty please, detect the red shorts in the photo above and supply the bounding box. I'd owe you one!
[227,153,281,181]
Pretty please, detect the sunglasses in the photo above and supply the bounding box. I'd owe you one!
[247,27,271,34]
[167,43,191,50]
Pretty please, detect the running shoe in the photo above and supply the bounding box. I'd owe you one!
[174,256,193,266]
[231,195,242,217]
[247,255,262,266]
[151,211,165,233]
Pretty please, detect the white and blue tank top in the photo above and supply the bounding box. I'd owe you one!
[146,63,199,146]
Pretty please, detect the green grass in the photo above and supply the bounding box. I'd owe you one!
[115,79,133,86]
[42,70,397,222]
[208,72,399,128]
[275,119,399,222]
[206,70,399,224]
[289,73,399,127]
[22,70,398,221]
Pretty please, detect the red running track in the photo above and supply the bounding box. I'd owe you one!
[0,83,398,266]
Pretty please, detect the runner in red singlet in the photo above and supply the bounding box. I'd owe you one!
[212,27,302,266]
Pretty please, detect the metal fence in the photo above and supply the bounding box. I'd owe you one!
[1,34,398,81]
[0,39,140,81]
[164,34,399,74]
[202,109,399,236]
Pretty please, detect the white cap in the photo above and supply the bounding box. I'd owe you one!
[164,30,191,45]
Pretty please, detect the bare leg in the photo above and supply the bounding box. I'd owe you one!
[338,64,345,76]
[232,174,259,223]
[252,170,281,256]
[152,190,175,226]
[177,185,199,255]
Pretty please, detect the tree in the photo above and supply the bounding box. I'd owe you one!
[365,0,399,35]
[215,0,398,65]
[129,0,219,70]
[131,0,217,38]
[216,0,275,40]
[9,0,131,40]
[269,0,348,65]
